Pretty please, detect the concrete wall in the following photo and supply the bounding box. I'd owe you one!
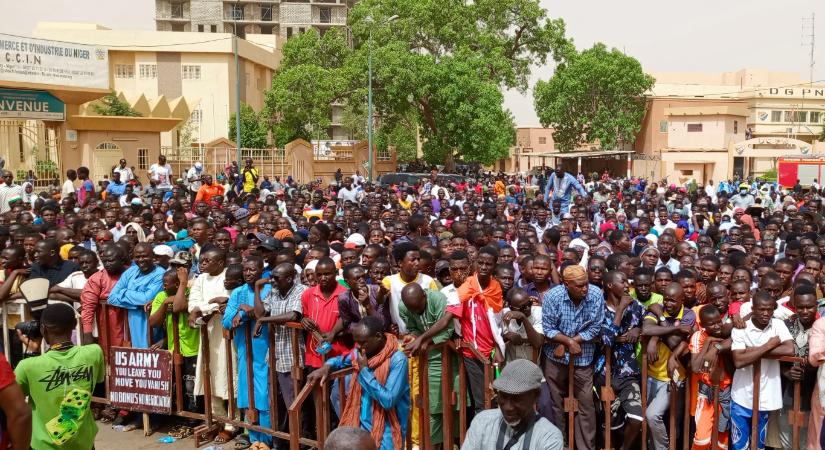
[667,115,745,149]
[64,130,161,183]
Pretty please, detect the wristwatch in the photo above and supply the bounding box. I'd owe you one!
[713,343,723,351]
[658,315,667,323]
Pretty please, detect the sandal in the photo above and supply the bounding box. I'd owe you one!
[99,407,117,423]
[234,434,251,450]
[214,429,235,444]
[168,425,194,439]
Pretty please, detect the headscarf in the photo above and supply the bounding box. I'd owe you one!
[339,333,403,449]
[123,222,147,242]
[562,265,588,284]
[21,182,34,204]
[274,229,293,240]
[739,214,761,240]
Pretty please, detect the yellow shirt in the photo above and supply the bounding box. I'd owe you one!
[644,306,688,382]
[242,167,259,193]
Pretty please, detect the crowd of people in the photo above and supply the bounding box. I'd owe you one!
[0,155,824,450]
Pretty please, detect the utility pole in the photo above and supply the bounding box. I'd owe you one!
[234,1,242,165]
[802,13,816,85]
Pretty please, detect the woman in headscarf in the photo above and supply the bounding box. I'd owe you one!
[122,222,147,243]
[21,182,34,206]
[739,214,761,240]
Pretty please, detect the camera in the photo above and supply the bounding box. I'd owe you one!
[15,319,42,340]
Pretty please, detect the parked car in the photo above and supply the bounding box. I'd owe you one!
[377,172,429,187]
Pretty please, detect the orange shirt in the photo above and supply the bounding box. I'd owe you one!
[194,183,225,205]
[689,329,732,390]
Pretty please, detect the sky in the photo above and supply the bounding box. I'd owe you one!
[6,0,825,126]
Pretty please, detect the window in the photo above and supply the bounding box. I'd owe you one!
[230,4,244,20]
[287,27,293,38]
[734,120,738,134]
[659,120,668,133]
[811,112,821,123]
[682,170,694,176]
[96,142,120,151]
[171,2,184,19]
[785,111,795,122]
[182,65,202,80]
[795,111,808,123]
[261,6,273,21]
[138,148,149,170]
[198,24,204,32]
[210,25,217,33]
[538,137,547,145]
[299,27,306,34]
[139,64,157,79]
[190,109,202,123]
[771,110,783,122]
[319,7,332,23]
[687,123,703,132]
[115,64,134,78]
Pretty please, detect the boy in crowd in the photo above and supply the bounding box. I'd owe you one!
[690,305,733,450]
[642,282,695,450]
[730,291,794,450]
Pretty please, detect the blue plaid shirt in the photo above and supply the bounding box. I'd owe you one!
[542,284,605,366]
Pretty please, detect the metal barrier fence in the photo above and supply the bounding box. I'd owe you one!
[2,297,808,450]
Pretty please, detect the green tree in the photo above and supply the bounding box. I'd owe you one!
[264,29,350,146]
[229,103,269,149]
[533,43,655,151]
[93,91,142,117]
[346,0,570,169]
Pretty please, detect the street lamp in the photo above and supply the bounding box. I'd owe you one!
[366,14,399,183]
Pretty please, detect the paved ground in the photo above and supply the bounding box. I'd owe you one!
[95,420,197,450]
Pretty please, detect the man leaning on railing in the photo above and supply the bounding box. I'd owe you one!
[730,291,794,450]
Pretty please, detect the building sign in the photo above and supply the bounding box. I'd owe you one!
[761,87,825,98]
[109,347,173,414]
[0,33,108,89]
[0,88,64,120]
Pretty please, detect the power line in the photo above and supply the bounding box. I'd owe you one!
[1,31,233,48]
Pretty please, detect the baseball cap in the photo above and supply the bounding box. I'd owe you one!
[344,233,366,249]
[491,359,543,394]
[257,237,281,251]
[170,251,192,266]
[435,260,450,275]
[153,245,174,258]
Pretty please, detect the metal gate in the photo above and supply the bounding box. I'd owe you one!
[0,119,61,188]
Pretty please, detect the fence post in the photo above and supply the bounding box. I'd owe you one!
[710,383,719,450]
[418,344,432,450]
[244,325,258,424]
[750,360,761,450]
[267,324,279,436]
[641,343,648,450]
[225,331,237,419]
[457,352,468,446]
[442,343,454,450]
[200,325,214,427]
[682,367,691,450]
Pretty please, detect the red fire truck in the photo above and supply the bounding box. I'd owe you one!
[777,157,825,188]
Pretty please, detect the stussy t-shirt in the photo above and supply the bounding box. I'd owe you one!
[15,344,105,450]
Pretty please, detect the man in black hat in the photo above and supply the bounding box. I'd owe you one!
[462,359,563,449]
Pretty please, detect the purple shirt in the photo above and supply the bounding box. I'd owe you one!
[337,285,392,332]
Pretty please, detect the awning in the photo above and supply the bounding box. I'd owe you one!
[528,150,635,159]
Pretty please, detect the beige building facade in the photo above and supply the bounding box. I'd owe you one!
[634,69,825,183]
[34,22,280,148]
[154,0,354,140]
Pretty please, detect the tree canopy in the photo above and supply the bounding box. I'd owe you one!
[263,0,571,168]
[93,91,142,117]
[533,43,655,152]
[229,103,269,149]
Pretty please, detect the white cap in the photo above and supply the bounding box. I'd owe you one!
[153,245,174,258]
[194,162,203,169]
[345,233,366,247]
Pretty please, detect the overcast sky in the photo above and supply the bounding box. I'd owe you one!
[7,0,825,125]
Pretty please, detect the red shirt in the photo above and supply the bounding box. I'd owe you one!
[0,352,15,450]
[447,296,496,359]
[80,269,128,356]
[301,284,350,368]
